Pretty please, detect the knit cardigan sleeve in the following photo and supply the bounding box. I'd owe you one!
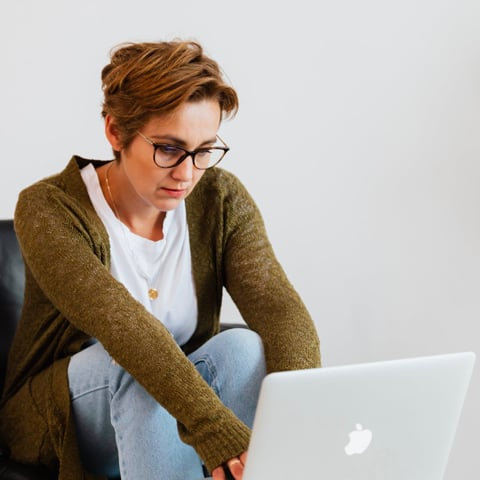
[199,169,321,373]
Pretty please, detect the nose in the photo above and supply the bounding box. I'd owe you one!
[171,154,194,182]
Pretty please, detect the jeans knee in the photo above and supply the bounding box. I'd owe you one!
[219,328,266,379]
[236,328,264,363]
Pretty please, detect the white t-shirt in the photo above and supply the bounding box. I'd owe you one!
[80,163,198,346]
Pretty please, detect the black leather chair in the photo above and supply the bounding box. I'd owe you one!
[0,219,241,479]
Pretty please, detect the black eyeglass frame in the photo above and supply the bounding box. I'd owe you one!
[137,132,230,170]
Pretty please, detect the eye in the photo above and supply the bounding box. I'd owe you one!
[196,148,215,158]
[157,144,181,156]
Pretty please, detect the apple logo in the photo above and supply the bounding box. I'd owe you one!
[344,424,373,455]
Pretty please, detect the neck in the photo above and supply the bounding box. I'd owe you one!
[102,162,165,241]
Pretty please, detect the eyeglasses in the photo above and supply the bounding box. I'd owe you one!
[137,132,230,170]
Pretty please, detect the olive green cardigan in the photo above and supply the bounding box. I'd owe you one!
[0,156,320,479]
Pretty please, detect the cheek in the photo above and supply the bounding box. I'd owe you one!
[191,170,206,189]
[124,150,165,181]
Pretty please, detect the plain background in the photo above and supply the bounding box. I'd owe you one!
[1,0,479,477]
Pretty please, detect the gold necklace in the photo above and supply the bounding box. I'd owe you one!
[104,163,159,300]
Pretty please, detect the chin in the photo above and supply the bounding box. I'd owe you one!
[156,199,182,211]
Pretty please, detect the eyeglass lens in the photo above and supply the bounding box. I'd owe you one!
[154,145,225,169]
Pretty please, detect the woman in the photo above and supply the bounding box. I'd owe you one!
[0,40,320,480]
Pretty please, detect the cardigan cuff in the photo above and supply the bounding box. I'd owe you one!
[179,414,251,473]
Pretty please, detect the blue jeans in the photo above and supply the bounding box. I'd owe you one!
[67,328,266,479]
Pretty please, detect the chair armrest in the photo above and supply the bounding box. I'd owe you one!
[219,323,248,332]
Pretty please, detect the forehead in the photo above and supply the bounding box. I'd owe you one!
[144,100,221,138]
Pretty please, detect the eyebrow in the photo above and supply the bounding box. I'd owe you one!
[149,134,218,148]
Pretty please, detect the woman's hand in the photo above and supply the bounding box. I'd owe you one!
[212,451,248,480]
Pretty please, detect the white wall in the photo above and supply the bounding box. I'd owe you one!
[1,0,479,477]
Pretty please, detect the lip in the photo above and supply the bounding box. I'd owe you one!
[161,187,188,199]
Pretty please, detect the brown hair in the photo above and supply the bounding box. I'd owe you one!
[101,40,238,157]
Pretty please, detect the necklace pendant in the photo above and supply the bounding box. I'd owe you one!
[148,288,159,300]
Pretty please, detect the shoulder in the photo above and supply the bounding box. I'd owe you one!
[186,168,265,240]
[15,156,109,245]
[18,156,105,201]
[194,167,244,192]
[188,168,256,210]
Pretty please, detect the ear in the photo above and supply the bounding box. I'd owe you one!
[104,115,123,151]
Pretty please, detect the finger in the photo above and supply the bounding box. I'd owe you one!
[212,465,226,480]
[227,457,245,479]
[239,451,248,466]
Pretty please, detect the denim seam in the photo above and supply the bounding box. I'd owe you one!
[70,384,110,401]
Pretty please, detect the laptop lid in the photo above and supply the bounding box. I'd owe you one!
[243,351,475,480]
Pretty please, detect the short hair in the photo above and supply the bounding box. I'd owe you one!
[101,40,238,157]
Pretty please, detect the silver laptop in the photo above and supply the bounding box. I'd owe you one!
[243,351,475,480]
